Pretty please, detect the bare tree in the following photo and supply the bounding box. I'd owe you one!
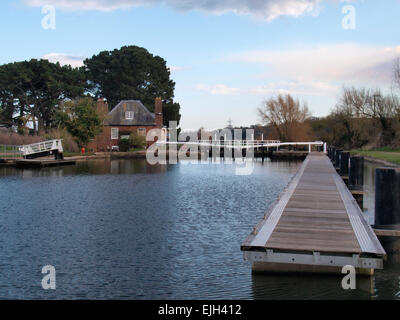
[336,86,400,147]
[333,91,370,149]
[258,94,311,142]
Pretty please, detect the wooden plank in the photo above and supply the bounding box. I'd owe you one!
[15,159,76,167]
[283,207,347,215]
[283,211,348,220]
[290,194,342,201]
[285,201,345,210]
[274,226,355,235]
[275,221,354,232]
[271,230,358,242]
[267,236,359,249]
[277,215,352,226]
[292,192,342,199]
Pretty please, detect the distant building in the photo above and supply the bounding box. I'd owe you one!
[87,97,164,152]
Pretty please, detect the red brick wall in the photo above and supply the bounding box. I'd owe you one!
[87,125,161,152]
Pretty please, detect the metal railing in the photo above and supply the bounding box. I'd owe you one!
[19,139,63,156]
[0,144,23,159]
[156,140,327,152]
[0,139,64,159]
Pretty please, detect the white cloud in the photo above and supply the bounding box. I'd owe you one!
[195,80,337,97]
[195,84,241,95]
[41,53,85,67]
[228,44,400,85]
[250,80,337,96]
[168,65,188,72]
[24,0,327,21]
[195,43,400,98]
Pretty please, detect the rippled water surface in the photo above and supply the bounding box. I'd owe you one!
[0,158,399,299]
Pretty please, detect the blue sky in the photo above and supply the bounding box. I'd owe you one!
[1,0,399,130]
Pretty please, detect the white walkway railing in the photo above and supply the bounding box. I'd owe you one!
[156,140,327,153]
[18,139,63,157]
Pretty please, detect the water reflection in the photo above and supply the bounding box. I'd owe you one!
[251,272,375,300]
[363,161,380,225]
[0,158,399,299]
[0,158,300,299]
[0,159,168,178]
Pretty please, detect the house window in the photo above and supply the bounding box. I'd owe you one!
[111,128,119,140]
[138,128,146,136]
[125,111,134,120]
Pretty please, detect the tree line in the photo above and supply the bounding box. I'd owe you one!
[0,45,181,136]
[258,59,400,149]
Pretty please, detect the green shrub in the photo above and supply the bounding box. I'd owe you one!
[118,138,131,152]
[129,132,146,149]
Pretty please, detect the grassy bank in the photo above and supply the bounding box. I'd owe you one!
[63,152,95,157]
[350,149,400,165]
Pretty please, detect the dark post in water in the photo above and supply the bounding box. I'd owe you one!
[375,167,400,227]
[349,156,364,190]
[339,151,350,176]
[335,150,342,169]
[330,147,336,163]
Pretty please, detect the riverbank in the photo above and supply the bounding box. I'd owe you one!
[61,151,147,160]
[1,149,309,167]
[350,149,400,166]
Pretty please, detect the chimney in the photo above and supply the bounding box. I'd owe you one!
[155,97,163,128]
[96,98,108,119]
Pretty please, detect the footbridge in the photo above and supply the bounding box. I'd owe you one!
[0,139,64,160]
[156,140,327,152]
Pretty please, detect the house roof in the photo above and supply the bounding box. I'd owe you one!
[103,100,155,126]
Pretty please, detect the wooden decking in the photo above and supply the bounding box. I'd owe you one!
[15,159,76,168]
[241,153,386,273]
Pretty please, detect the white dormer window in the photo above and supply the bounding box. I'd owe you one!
[125,111,134,120]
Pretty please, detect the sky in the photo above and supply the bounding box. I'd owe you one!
[1,0,399,130]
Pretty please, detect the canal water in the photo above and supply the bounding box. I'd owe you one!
[0,158,399,299]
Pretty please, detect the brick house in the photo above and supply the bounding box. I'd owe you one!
[87,97,163,152]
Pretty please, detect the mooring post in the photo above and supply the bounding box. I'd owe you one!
[333,148,337,165]
[339,151,350,176]
[335,149,342,169]
[375,167,400,227]
[349,156,364,190]
[331,147,336,163]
